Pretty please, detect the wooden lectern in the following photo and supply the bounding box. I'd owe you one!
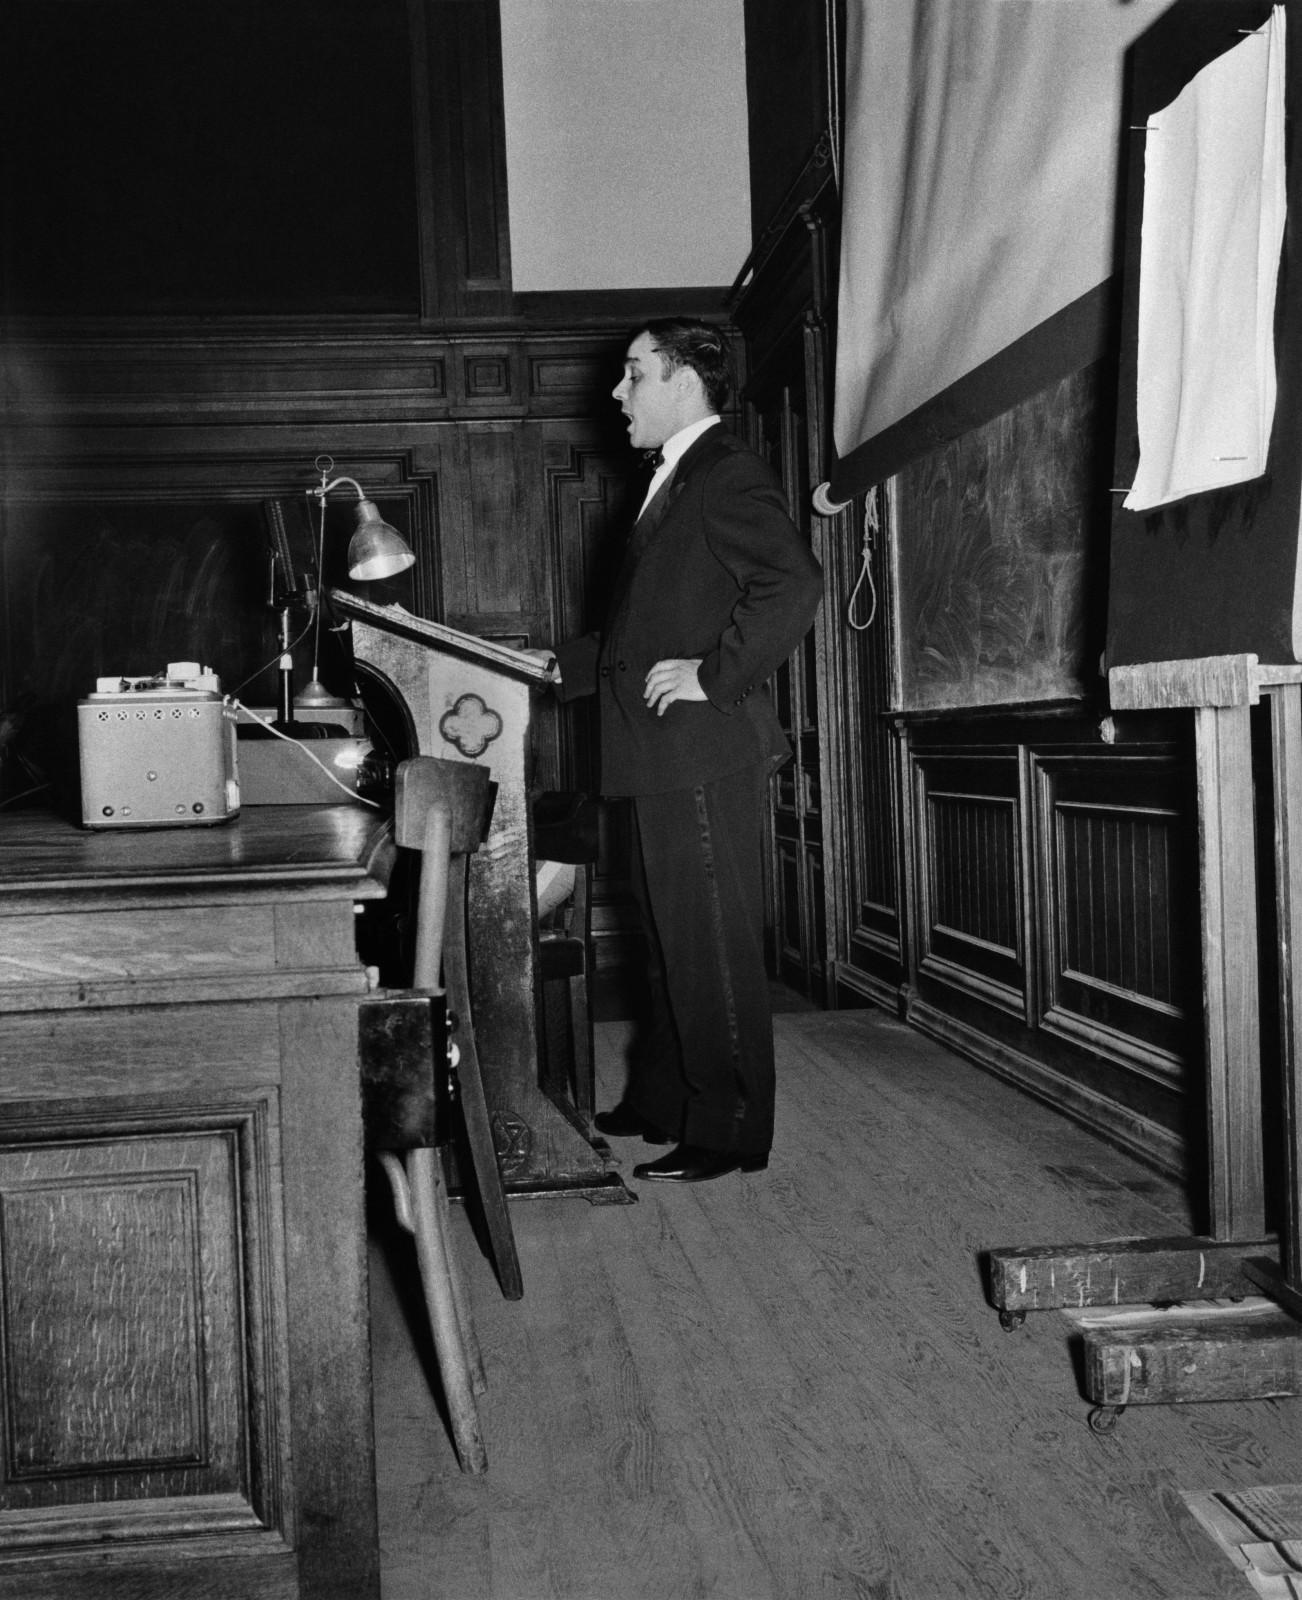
[332,590,628,1201]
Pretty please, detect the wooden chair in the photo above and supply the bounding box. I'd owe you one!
[364,756,523,1475]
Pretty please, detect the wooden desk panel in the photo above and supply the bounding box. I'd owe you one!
[0,806,391,1599]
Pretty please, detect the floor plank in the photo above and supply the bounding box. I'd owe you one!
[369,1004,1298,1600]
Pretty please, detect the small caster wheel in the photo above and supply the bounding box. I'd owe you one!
[998,1308,1026,1332]
[1087,1405,1124,1435]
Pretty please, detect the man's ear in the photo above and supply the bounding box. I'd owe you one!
[675,365,706,404]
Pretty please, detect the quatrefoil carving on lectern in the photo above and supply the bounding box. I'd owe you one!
[439,693,503,759]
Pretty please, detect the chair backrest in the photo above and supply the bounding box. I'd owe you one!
[395,757,495,854]
[395,757,493,995]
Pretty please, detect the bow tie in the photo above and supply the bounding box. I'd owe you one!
[645,449,665,470]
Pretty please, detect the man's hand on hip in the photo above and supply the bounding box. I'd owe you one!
[644,658,707,716]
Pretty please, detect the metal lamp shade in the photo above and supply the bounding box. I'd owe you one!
[347,500,415,582]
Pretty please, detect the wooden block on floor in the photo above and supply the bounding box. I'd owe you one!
[1082,1306,1302,1407]
[986,1235,1276,1314]
[1243,1254,1302,1324]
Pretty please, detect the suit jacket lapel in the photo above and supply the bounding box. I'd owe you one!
[614,466,679,603]
[628,435,706,551]
[633,468,676,540]
[607,428,718,619]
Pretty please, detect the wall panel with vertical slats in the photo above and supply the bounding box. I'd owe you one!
[904,723,1199,1164]
[1034,749,1195,1080]
[912,751,1026,1014]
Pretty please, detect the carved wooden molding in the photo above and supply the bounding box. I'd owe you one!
[1,330,632,431]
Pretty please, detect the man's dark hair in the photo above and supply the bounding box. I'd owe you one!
[638,318,732,413]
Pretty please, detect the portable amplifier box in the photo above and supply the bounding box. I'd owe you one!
[78,666,241,829]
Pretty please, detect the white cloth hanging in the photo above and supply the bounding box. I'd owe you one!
[1124,8,1286,512]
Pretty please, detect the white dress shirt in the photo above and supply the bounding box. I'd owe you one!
[636,414,722,519]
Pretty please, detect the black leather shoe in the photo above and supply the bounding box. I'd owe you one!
[632,1143,768,1183]
[592,1102,672,1144]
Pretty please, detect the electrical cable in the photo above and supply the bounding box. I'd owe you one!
[227,612,317,702]
[309,479,328,687]
[0,779,51,811]
[231,698,381,808]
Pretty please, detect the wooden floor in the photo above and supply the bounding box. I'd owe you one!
[368,1003,1299,1600]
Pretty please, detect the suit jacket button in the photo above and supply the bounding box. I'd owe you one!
[617,660,627,671]
[600,666,611,678]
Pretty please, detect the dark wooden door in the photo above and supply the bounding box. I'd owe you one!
[748,384,826,1001]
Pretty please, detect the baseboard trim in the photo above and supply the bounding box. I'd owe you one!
[904,998,1187,1179]
[830,962,902,1015]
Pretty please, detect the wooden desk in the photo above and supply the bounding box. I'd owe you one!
[0,805,392,1599]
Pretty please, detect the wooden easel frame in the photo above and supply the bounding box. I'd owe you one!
[989,656,1302,1416]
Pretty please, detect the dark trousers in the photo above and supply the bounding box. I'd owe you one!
[624,764,775,1155]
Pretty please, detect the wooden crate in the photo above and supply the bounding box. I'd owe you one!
[1082,1308,1302,1408]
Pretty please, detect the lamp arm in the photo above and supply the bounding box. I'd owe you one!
[315,475,367,503]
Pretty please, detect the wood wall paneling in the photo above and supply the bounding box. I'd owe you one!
[750,383,826,1001]
[535,425,648,992]
[741,0,842,267]
[413,0,514,318]
[1033,749,1195,1082]
[734,206,832,1003]
[831,496,905,1004]
[0,333,453,428]
[727,2,1206,1179]
[539,426,641,792]
[0,323,664,1006]
[911,749,1027,1017]
[441,422,531,629]
[808,836,828,978]
[0,434,445,805]
[775,837,805,979]
[875,326,1204,1171]
[902,720,1200,1168]
[731,175,908,1011]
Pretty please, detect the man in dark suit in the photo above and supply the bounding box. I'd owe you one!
[547,318,823,1183]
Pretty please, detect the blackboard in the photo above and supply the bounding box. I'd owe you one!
[891,365,1105,713]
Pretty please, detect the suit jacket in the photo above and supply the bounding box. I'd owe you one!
[553,424,823,797]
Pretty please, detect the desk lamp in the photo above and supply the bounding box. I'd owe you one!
[291,456,416,715]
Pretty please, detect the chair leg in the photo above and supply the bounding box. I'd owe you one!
[380,1148,489,1474]
[405,1147,489,1473]
[443,860,524,1301]
[432,1157,488,1398]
